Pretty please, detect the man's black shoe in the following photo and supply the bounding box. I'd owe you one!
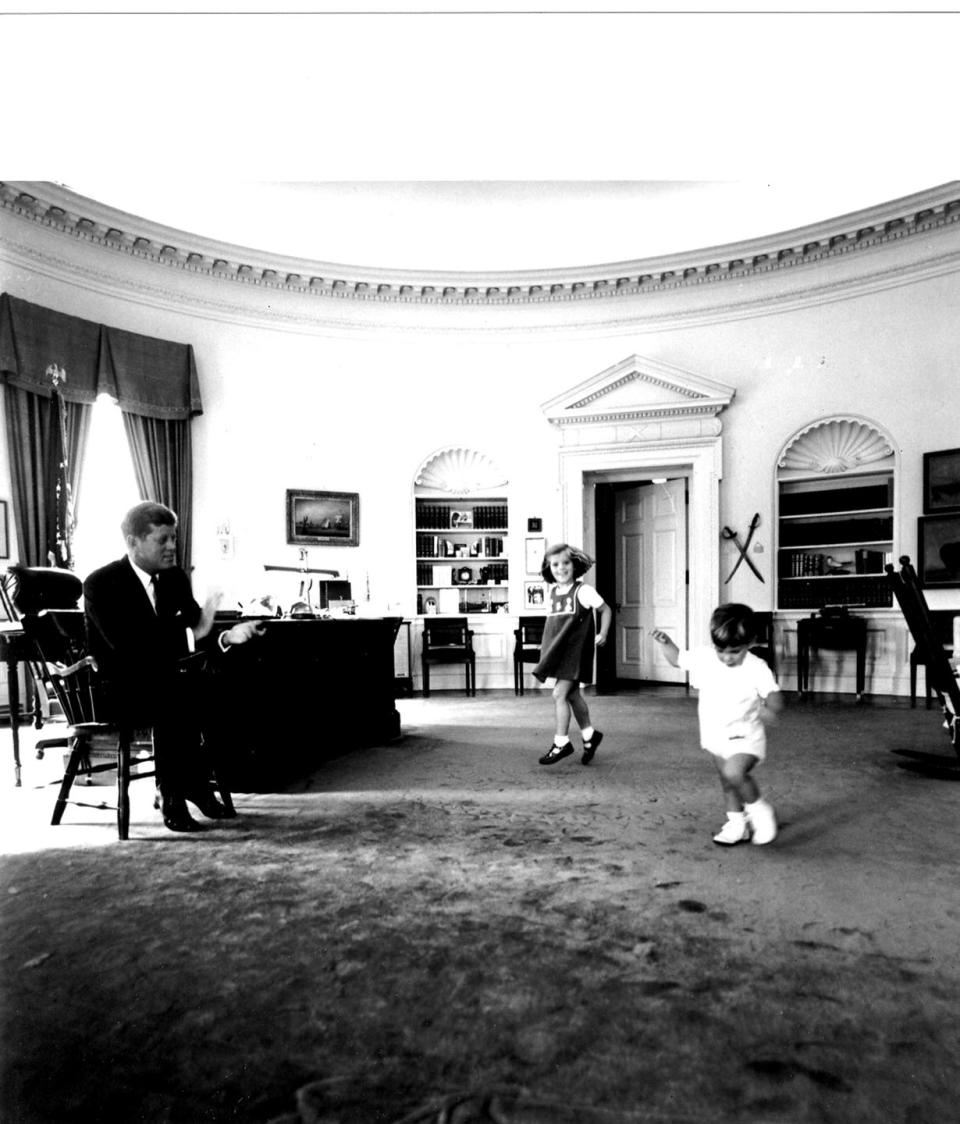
[161,796,203,833]
[188,791,230,820]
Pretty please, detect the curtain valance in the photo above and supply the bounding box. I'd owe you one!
[0,292,203,419]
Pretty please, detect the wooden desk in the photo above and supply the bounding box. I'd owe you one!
[0,622,28,786]
[206,616,403,791]
[797,612,868,701]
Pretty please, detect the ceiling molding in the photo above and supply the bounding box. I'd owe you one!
[3,180,960,312]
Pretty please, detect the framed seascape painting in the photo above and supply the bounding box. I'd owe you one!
[923,447,960,514]
[286,490,359,547]
[918,513,960,588]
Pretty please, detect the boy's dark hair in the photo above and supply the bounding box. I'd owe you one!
[540,543,595,583]
[709,602,757,648]
[121,501,177,540]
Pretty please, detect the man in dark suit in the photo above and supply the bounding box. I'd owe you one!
[83,501,264,832]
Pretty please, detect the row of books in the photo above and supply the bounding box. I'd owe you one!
[416,562,509,586]
[415,504,508,530]
[416,534,505,558]
[784,549,888,577]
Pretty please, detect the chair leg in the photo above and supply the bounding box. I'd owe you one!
[422,660,430,698]
[116,734,132,841]
[51,738,85,825]
[514,657,521,695]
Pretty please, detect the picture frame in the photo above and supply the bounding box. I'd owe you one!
[524,581,548,609]
[0,499,8,559]
[527,517,542,533]
[286,489,359,546]
[918,514,960,588]
[525,536,546,575]
[923,447,960,514]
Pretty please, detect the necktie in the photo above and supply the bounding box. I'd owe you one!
[150,574,161,615]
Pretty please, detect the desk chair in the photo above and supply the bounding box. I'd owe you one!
[2,564,82,759]
[513,616,545,695]
[750,611,777,678]
[909,609,955,709]
[421,617,475,697]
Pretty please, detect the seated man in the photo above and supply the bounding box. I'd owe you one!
[83,501,264,832]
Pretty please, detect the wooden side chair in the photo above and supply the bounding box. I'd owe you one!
[421,616,475,697]
[750,610,777,678]
[513,615,545,694]
[21,608,160,841]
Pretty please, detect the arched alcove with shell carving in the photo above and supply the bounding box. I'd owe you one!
[776,416,897,611]
[413,446,510,620]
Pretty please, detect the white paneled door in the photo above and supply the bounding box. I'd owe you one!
[614,480,687,683]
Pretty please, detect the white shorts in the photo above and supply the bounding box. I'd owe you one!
[703,730,766,762]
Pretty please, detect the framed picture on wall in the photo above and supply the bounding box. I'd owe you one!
[0,499,8,559]
[923,447,960,513]
[524,581,548,609]
[525,536,546,574]
[918,514,960,587]
[286,490,359,546]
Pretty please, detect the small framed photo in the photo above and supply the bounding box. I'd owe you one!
[918,513,960,587]
[0,499,8,559]
[527,517,542,532]
[525,536,546,574]
[923,447,960,514]
[286,490,359,546]
[524,581,548,608]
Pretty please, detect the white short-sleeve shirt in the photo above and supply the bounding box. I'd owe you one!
[677,646,780,759]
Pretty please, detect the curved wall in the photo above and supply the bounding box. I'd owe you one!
[3,180,960,692]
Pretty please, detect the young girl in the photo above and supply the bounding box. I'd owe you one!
[532,544,612,766]
[652,602,782,845]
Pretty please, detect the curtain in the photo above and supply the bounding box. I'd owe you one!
[1,292,202,570]
[122,413,195,571]
[2,383,91,567]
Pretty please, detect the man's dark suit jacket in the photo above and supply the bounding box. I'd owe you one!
[83,556,203,726]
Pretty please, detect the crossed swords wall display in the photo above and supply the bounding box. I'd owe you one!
[722,513,764,584]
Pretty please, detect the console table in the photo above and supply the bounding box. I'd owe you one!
[797,611,868,701]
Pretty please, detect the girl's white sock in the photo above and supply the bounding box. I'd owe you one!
[581,726,595,743]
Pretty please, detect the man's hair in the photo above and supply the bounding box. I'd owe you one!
[709,602,756,648]
[121,502,177,540]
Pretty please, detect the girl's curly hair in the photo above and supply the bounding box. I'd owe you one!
[540,543,595,583]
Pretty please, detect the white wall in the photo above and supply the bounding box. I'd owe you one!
[3,191,960,696]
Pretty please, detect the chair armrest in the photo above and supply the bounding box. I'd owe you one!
[47,655,99,678]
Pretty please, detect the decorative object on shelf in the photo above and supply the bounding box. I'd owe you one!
[525,536,546,575]
[918,514,960,588]
[527,517,543,533]
[0,499,8,559]
[450,509,473,528]
[286,489,359,546]
[524,581,547,608]
[923,447,960,514]
[722,514,763,583]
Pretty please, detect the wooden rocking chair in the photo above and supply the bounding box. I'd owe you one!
[885,556,960,776]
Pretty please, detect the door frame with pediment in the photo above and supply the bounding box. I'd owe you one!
[542,354,736,657]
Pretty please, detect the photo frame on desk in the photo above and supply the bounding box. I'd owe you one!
[923,447,960,513]
[0,499,8,559]
[286,489,359,546]
[918,513,960,588]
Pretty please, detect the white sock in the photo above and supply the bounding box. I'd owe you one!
[727,810,747,822]
[581,726,595,743]
[554,735,570,747]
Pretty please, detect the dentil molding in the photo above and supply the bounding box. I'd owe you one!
[3,180,960,314]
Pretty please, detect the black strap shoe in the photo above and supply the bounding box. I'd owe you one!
[161,796,203,832]
[188,792,230,820]
[581,730,604,764]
